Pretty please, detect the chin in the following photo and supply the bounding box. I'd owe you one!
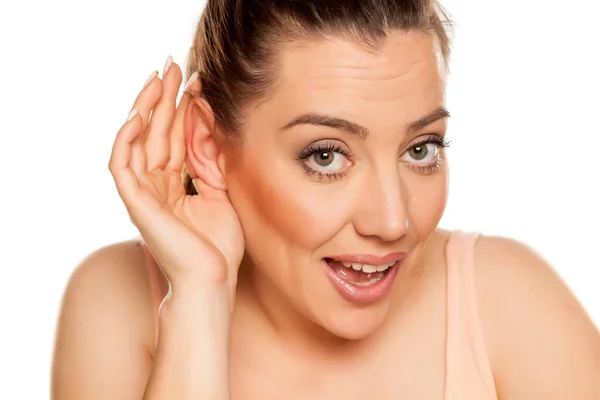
[313,300,393,341]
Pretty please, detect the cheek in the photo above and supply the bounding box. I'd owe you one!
[406,169,448,237]
[225,153,346,252]
[225,145,448,255]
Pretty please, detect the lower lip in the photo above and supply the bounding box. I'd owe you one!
[322,259,402,306]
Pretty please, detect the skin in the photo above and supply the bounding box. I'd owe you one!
[222,33,448,343]
[52,31,600,399]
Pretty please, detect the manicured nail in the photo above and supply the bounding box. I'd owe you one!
[126,108,138,122]
[184,71,198,91]
[144,71,158,88]
[163,55,173,76]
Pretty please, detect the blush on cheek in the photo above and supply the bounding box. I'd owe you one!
[408,174,448,239]
[226,158,345,252]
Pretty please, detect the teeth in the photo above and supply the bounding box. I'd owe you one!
[341,262,394,273]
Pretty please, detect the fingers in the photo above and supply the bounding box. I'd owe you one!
[130,71,164,175]
[110,59,189,204]
[108,110,141,203]
[145,56,183,170]
[109,69,163,201]
[166,71,199,171]
[135,71,163,126]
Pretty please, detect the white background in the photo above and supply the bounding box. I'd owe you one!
[0,0,598,398]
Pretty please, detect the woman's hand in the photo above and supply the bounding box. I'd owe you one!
[108,59,244,302]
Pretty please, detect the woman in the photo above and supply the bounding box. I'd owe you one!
[51,0,600,399]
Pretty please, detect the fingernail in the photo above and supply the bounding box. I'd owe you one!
[126,108,138,122]
[144,71,158,88]
[184,71,198,91]
[163,55,173,76]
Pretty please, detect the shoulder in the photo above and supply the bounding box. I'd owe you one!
[59,240,155,328]
[472,234,600,399]
[52,240,156,398]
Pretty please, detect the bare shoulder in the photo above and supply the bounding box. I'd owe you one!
[473,234,600,400]
[52,240,156,399]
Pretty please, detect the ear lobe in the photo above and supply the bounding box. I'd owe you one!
[183,99,227,191]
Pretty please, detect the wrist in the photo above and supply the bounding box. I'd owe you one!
[159,282,231,322]
[147,284,231,400]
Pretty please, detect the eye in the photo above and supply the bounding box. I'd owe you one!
[400,135,450,173]
[404,142,439,164]
[297,141,353,179]
[307,150,348,171]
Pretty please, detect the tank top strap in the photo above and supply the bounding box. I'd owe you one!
[444,231,498,399]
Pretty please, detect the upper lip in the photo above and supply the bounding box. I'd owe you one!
[326,252,407,266]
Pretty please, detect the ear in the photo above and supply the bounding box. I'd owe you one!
[183,95,227,191]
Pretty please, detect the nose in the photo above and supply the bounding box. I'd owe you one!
[352,167,410,242]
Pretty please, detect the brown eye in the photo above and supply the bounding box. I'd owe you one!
[302,144,352,177]
[402,142,439,164]
[408,144,429,161]
[313,151,334,167]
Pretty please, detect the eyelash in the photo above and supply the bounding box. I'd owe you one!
[408,135,452,174]
[296,135,451,180]
[296,142,352,181]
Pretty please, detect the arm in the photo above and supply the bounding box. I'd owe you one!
[143,283,231,399]
[101,57,242,399]
[475,236,600,399]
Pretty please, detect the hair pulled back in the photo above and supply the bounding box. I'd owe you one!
[183,0,452,195]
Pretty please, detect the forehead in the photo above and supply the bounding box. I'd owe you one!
[248,31,445,133]
[282,32,441,88]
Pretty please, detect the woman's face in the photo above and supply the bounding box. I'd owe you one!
[223,31,448,339]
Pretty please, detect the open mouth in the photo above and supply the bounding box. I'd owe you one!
[322,253,406,306]
[324,258,395,287]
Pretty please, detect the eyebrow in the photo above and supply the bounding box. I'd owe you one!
[281,107,450,139]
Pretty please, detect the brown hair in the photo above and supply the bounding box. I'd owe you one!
[183,0,453,195]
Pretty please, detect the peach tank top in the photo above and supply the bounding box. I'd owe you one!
[142,231,498,399]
